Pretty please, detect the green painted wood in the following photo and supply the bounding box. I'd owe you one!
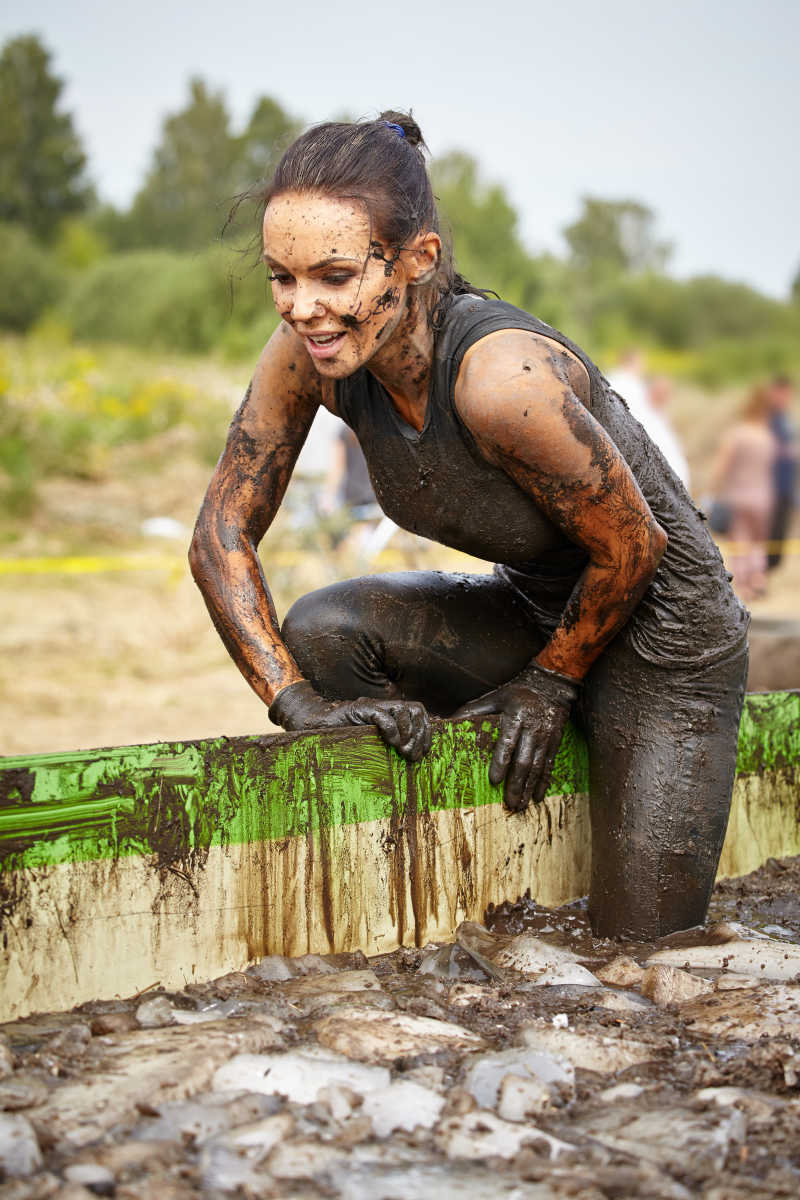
[0,719,588,873]
[1,691,796,876]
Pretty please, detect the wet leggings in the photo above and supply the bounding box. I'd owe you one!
[282,570,748,940]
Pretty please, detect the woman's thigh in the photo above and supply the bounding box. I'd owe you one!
[282,570,545,715]
[582,631,748,939]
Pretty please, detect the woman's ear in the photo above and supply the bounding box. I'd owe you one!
[405,231,442,286]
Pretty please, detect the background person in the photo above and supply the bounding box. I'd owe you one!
[765,374,797,572]
[709,386,778,601]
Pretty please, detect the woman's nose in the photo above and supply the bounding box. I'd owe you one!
[290,283,324,322]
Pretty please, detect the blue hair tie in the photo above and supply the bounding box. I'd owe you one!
[383,121,405,138]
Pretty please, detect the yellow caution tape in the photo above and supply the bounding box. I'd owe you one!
[1,539,798,577]
[0,549,310,576]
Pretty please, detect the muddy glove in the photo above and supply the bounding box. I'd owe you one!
[269,680,432,762]
[450,662,580,812]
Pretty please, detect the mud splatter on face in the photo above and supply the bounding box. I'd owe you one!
[262,192,415,380]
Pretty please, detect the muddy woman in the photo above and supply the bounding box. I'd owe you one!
[190,111,750,940]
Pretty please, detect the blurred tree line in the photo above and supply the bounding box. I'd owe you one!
[1,32,799,384]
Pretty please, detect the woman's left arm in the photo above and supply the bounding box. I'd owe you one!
[452,330,667,808]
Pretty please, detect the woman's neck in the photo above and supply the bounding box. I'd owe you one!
[368,294,434,431]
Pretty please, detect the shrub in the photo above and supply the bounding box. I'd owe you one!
[0,223,67,331]
[59,247,277,356]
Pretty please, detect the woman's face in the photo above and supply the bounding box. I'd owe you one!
[263,191,411,378]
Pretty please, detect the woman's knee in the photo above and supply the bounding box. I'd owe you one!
[283,587,344,653]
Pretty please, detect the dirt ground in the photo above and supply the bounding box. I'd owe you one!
[1,857,799,1197]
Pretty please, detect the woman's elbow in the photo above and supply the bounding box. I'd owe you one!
[644,519,668,577]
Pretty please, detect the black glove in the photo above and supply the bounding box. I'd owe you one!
[450,662,580,812]
[269,680,432,762]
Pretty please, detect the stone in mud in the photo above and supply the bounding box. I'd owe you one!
[313,1006,485,1064]
[136,994,177,1027]
[494,934,587,976]
[595,954,644,988]
[89,1012,138,1036]
[519,1024,656,1073]
[714,972,757,991]
[679,984,800,1040]
[454,920,502,958]
[463,1046,574,1109]
[330,1161,564,1200]
[418,943,491,982]
[640,964,714,1007]
[0,1073,49,1111]
[268,1138,348,1181]
[435,1109,573,1161]
[316,1084,361,1122]
[280,969,384,1013]
[534,964,601,987]
[26,1020,284,1150]
[132,1094,280,1144]
[591,988,651,1013]
[0,1113,42,1177]
[212,1047,390,1103]
[62,1162,116,1192]
[598,1082,645,1101]
[0,1037,15,1078]
[447,983,496,1008]
[361,1080,445,1137]
[200,1113,294,1196]
[246,954,297,981]
[496,1073,555,1121]
[694,1086,784,1119]
[646,934,800,980]
[579,1103,746,1171]
[293,952,345,975]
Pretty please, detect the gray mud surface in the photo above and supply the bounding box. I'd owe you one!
[1,857,799,1198]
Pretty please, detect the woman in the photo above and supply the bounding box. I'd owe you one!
[709,386,777,601]
[190,112,749,940]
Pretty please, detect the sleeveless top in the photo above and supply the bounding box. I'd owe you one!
[335,295,749,667]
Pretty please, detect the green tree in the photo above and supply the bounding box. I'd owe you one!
[239,96,301,187]
[123,82,300,251]
[432,151,552,313]
[563,197,672,279]
[125,78,240,250]
[0,34,92,239]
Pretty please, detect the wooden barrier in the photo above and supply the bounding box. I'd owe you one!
[1,692,798,1020]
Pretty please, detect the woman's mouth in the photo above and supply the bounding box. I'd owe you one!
[304,332,346,360]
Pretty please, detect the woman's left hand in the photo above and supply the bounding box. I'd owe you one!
[451,665,578,811]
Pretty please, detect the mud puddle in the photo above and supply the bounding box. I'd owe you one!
[1,858,799,1198]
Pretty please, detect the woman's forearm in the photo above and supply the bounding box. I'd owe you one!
[536,521,667,681]
[189,524,304,707]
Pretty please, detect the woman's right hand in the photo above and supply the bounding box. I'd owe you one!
[269,681,432,762]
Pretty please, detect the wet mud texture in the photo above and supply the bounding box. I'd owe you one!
[1,856,799,1198]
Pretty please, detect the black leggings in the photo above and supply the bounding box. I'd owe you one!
[282,570,748,939]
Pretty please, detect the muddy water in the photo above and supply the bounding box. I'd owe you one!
[1,858,799,1198]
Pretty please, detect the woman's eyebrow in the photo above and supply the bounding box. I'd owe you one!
[262,254,362,270]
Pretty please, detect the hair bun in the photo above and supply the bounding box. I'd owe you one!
[378,110,425,151]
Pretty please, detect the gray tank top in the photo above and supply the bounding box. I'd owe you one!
[335,295,748,666]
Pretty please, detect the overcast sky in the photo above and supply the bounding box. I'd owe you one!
[3,0,798,298]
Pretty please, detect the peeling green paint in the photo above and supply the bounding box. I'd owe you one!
[1,694,796,875]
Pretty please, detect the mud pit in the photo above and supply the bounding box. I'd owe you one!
[1,858,799,1198]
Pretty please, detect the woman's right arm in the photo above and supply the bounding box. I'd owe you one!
[188,322,319,707]
[189,323,432,760]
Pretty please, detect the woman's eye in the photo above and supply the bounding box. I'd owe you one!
[268,273,292,285]
[324,273,354,286]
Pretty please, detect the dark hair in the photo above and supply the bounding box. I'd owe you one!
[254,110,487,328]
